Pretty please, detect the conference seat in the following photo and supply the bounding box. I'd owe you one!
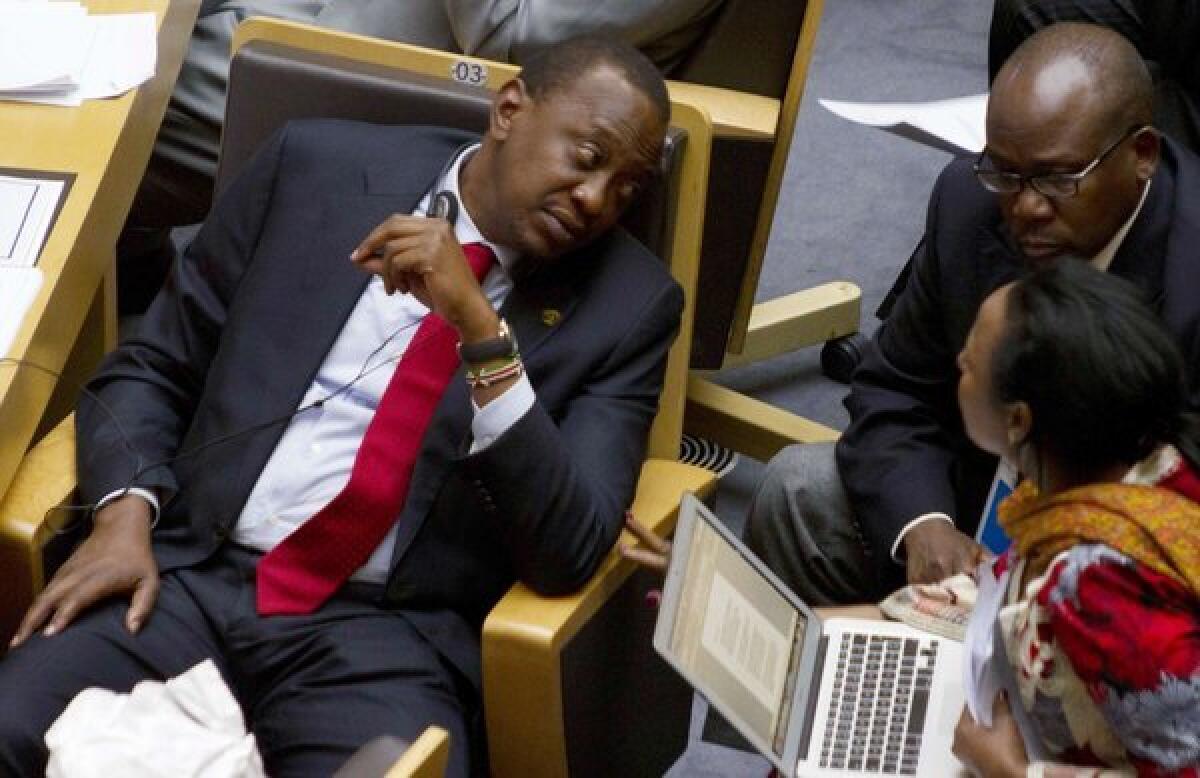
[670,0,867,461]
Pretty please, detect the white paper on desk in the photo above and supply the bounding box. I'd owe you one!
[0,8,156,106]
[0,267,44,359]
[819,94,988,156]
[79,13,157,98]
[0,3,89,93]
[0,174,66,268]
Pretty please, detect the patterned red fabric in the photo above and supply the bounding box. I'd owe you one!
[1008,546,1200,776]
[256,243,495,615]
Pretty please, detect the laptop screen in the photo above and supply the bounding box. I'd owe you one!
[666,510,811,756]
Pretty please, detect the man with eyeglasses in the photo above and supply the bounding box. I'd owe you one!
[743,21,1200,605]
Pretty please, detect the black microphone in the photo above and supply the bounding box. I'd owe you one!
[429,190,459,224]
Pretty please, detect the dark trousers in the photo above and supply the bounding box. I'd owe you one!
[743,443,905,606]
[0,546,477,777]
[988,0,1200,151]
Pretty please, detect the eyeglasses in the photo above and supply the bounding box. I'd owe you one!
[974,124,1147,198]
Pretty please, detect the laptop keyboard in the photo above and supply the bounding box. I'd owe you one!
[817,633,939,774]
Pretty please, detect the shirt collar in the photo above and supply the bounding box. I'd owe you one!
[420,143,521,275]
[1092,179,1151,271]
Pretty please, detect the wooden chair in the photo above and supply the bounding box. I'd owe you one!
[0,19,718,778]
[334,727,451,778]
[670,0,863,461]
[382,727,451,778]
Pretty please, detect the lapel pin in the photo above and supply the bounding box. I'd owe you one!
[540,309,561,327]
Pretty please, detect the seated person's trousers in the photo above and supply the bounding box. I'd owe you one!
[743,442,906,606]
[0,545,480,777]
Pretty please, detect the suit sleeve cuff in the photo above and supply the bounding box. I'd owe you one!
[891,512,954,562]
[469,373,536,453]
[95,487,161,528]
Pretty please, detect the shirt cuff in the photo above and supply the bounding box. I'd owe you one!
[469,373,535,453]
[890,512,954,562]
[95,487,161,528]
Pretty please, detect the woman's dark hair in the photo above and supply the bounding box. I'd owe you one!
[992,260,1200,470]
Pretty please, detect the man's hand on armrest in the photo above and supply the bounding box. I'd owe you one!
[9,494,159,648]
[902,520,985,585]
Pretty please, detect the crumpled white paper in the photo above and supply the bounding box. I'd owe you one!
[45,659,265,778]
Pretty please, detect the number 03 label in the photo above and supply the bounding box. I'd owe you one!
[450,60,488,86]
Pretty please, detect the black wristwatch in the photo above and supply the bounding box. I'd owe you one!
[458,318,518,364]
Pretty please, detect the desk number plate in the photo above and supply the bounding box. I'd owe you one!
[450,60,488,86]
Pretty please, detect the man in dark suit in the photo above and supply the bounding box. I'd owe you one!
[744,22,1200,605]
[0,37,680,777]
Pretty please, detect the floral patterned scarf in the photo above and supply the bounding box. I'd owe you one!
[998,474,1200,596]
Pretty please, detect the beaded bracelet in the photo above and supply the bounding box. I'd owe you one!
[465,355,524,388]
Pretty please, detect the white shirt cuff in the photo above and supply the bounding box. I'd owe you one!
[95,487,161,527]
[469,372,535,453]
[890,512,954,562]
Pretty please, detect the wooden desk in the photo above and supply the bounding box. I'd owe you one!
[0,0,199,502]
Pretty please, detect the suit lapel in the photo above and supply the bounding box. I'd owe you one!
[501,269,579,362]
[1109,161,1172,307]
[227,185,429,515]
[386,258,584,568]
[290,151,457,389]
[288,182,428,403]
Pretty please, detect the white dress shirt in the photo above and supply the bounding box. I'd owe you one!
[104,144,536,584]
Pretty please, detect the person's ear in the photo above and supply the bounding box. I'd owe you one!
[1005,401,1032,452]
[489,78,530,143]
[1132,127,1161,183]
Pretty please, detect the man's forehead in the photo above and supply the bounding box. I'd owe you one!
[547,80,664,159]
[989,56,1099,131]
[986,65,1105,160]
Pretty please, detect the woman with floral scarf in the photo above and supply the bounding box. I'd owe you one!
[951,261,1200,777]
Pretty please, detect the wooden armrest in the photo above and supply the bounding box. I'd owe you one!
[383,727,450,778]
[482,458,716,778]
[684,375,839,462]
[667,81,779,141]
[0,414,78,644]
[721,282,862,368]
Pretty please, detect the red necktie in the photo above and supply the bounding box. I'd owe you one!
[256,243,496,614]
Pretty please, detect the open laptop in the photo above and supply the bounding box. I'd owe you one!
[654,494,969,777]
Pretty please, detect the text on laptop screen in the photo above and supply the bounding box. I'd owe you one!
[669,515,810,756]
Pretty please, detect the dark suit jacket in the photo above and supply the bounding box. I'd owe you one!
[76,121,684,691]
[838,136,1200,568]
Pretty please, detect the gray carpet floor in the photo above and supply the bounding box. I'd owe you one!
[665,1,992,775]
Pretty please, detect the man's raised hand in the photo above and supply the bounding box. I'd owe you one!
[350,214,496,340]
